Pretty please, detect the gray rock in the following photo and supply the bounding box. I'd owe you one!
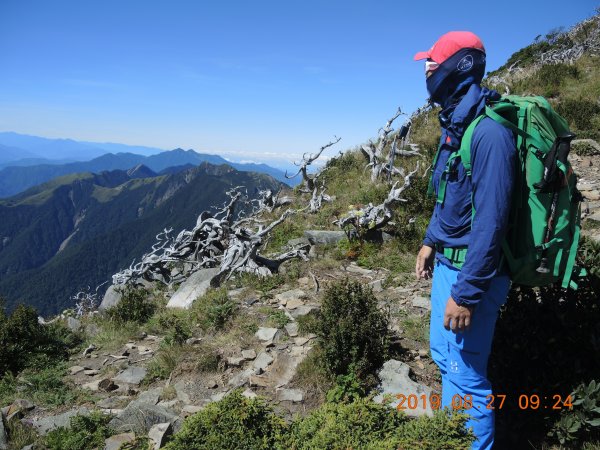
[373,360,433,417]
[289,305,319,319]
[304,230,347,245]
[167,268,220,309]
[69,365,86,375]
[97,396,129,409]
[275,289,307,306]
[99,285,122,310]
[369,279,384,293]
[0,415,7,450]
[113,367,147,386]
[10,399,34,412]
[148,422,172,449]
[242,389,257,399]
[228,368,254,388]
[253,352,274,372]
[84,369,100,376]
[285,299,305,310]
[66,316,81,331]
[32,407,90,435]
[277,388,304,403]
[346,264,375,276]
[227,356,245,367]
[255,327,279,342]
[109,403,179,434]
[242,349,257,360]
[412,296,431,310]
[173,382,192,405]
[287,237,311,248]
[284,322,299,337]
[104,432,136,450]
[181,405,203,418]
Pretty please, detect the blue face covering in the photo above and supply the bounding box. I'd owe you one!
[426,48,486,109]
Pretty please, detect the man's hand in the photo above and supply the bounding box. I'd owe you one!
[444,297,474,332]
[415,245,435,280]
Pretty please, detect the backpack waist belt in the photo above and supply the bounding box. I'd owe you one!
[435,245,468,270]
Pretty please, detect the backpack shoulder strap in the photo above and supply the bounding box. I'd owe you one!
[457,115,486,176]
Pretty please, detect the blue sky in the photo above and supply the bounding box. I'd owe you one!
[0,0,597,167]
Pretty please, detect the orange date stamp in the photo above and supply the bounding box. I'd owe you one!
[395,393,573,411]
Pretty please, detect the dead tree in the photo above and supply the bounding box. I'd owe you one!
[286,136,341,192]
[361,108,404,182]
[111,185,308,290]
[335,162,420,233]
[212,209,309,285]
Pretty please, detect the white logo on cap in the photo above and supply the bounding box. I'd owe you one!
[457,55,474,72]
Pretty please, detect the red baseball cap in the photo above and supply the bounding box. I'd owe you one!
[413,31,485,64]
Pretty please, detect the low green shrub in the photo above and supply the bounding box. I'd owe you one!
[283,398,474,450]
[557,97,600,131]
[551,380,600,445]
[192,288,237,331]
[44,411,113,450]
[0,303,77,376]
[316,279,389,387]
[267,310,290,328]
[163,390,287,450]
[106,286,155,324]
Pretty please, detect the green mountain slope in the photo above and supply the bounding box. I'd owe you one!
[0,163,283,315]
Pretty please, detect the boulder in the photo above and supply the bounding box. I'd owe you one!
[167,268,220,309]
[104,432,136,450]
[303,230,347,245]
[242,349,257,360]
[32,407,90,435]
[284,322,299,337]
[412,296,431,310]
[255,327,280,342]
[112,367,147,386]
[373,360,433,417]
[276,388,304,403]
[109,403,179,434]
[66,316,81,331]
[148,422,172,449]
[253,352,274,372]
[99,285,122,310]
[275,289,307,306]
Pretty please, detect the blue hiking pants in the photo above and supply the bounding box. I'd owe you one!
[430,261,510,450]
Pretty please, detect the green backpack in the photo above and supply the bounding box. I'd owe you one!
[432,95,584,289]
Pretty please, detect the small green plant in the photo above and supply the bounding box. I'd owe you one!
[192,288,237,330]
[163,390,287,450]
[156,312,192,345]
[267,310,290,328]
[44,411,113,450]
[316,279,390,388]
[325,369,367,403]
[550,380,600,445]
[0,363,89,407]
[146,345,185,381]
[106,286,155,324]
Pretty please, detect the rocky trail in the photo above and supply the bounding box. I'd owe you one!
[1,252,436,449]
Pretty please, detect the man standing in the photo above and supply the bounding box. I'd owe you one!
[414,32,516,449]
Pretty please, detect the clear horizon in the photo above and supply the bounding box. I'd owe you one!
[1,0,597,166]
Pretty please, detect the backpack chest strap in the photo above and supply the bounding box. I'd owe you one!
[435,115,485,206]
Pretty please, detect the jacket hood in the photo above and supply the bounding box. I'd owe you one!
[438,83,501,148]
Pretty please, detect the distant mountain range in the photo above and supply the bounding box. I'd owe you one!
[0,147,296,198]
[0,131,162,163]
[0,162,284,315]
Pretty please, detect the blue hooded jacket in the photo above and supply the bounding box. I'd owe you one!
[424,83,517,306]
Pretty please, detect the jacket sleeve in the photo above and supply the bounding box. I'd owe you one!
[423,209,438,247]
[450,119,516,306]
